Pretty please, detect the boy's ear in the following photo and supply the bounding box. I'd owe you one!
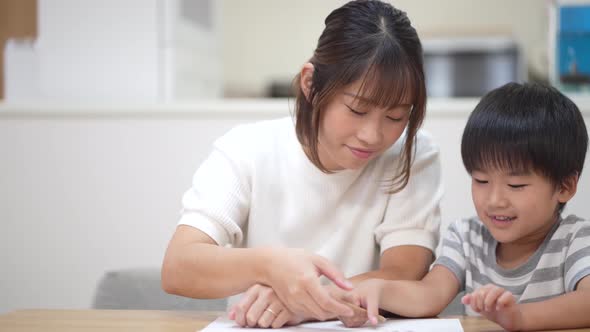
[557,173,579,203]
[300,63,315,101]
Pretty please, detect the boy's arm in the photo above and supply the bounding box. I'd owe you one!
[519,276,590,331]
[378,265,461,317]
[349,245,434,282]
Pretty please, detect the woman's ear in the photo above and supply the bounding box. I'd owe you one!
[557,173,579,204]
[300,63,315,101]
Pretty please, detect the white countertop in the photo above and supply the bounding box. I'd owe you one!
[1,97,589,117]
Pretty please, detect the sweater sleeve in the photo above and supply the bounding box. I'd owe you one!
[177,127,252,247]
[374,131,444,254]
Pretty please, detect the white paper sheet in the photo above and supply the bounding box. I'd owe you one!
[201,317,464,332]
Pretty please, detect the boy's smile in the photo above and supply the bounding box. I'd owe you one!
[471,169,575,250]
[488,214,516,228]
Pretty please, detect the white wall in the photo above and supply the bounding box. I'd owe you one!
[1,99,589,314]
[221,0,548,97]
[0,101,286,314]
[5,0,221,102]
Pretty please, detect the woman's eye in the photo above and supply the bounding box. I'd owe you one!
[387,116,403,122]
[346,105,365,115]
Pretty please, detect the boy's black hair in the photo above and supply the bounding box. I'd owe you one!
[461,82,588,211]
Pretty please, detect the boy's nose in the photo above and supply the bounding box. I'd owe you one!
[488,187,509,207]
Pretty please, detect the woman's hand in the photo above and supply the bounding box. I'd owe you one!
[462,284,523,331]
[229,284,303,328]
[262,248,354,321]
[229,282,364,328]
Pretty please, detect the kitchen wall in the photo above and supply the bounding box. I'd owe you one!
[221,0,548,97]
[1,1,551,100]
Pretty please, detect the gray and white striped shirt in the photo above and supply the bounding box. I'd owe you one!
[434,215,590,315]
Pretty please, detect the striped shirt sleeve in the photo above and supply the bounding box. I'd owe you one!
[433,219,468,290]
[564,221,590,292]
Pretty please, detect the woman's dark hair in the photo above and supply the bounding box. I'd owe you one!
[293,0,426,193]
[461,82,588,211]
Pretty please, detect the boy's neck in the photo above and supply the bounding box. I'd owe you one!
[496,218,559,269]
[496,242,540,269]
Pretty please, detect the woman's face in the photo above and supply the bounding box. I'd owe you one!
[317,80,412,171]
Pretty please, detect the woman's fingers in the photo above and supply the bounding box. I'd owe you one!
[267,249,352,320]
[245,295,271,327]
[270,308,293,329]
[232,285,262,327]
[312,255,353,291]
[257,304,282,328]
[230,284,297,329]
[339,291,361,307]
[307,279,354,319]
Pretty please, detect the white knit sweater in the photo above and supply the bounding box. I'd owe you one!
[179,117,443,278]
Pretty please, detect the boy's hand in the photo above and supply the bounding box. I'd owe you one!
[338,279,385,327]
[462,284,524,331]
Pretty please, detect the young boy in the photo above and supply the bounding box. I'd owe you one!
[341,83,590,331]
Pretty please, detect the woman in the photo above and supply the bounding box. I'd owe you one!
[162,0,443,328]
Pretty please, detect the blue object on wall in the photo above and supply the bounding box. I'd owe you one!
[558,5,590,86]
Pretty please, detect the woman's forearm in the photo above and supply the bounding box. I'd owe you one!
[162,242,270,299]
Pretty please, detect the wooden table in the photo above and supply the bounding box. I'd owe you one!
[0,310,589,332]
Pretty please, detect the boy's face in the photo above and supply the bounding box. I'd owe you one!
[471,169,575,245]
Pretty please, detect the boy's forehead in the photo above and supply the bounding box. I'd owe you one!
[472,167,533,176]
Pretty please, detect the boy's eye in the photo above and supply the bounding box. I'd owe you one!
[474,178,488,184]
[508,184,527,189]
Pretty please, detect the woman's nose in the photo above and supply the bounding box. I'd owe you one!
[357,118,383,146]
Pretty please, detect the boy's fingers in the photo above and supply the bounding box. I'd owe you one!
[473,292,484,312]
[340,302,385,326]
[366,294,380,325]
[484,287,504,311]
[339,303,369,328]
[497,291,515,309]
[461,293,472,305]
